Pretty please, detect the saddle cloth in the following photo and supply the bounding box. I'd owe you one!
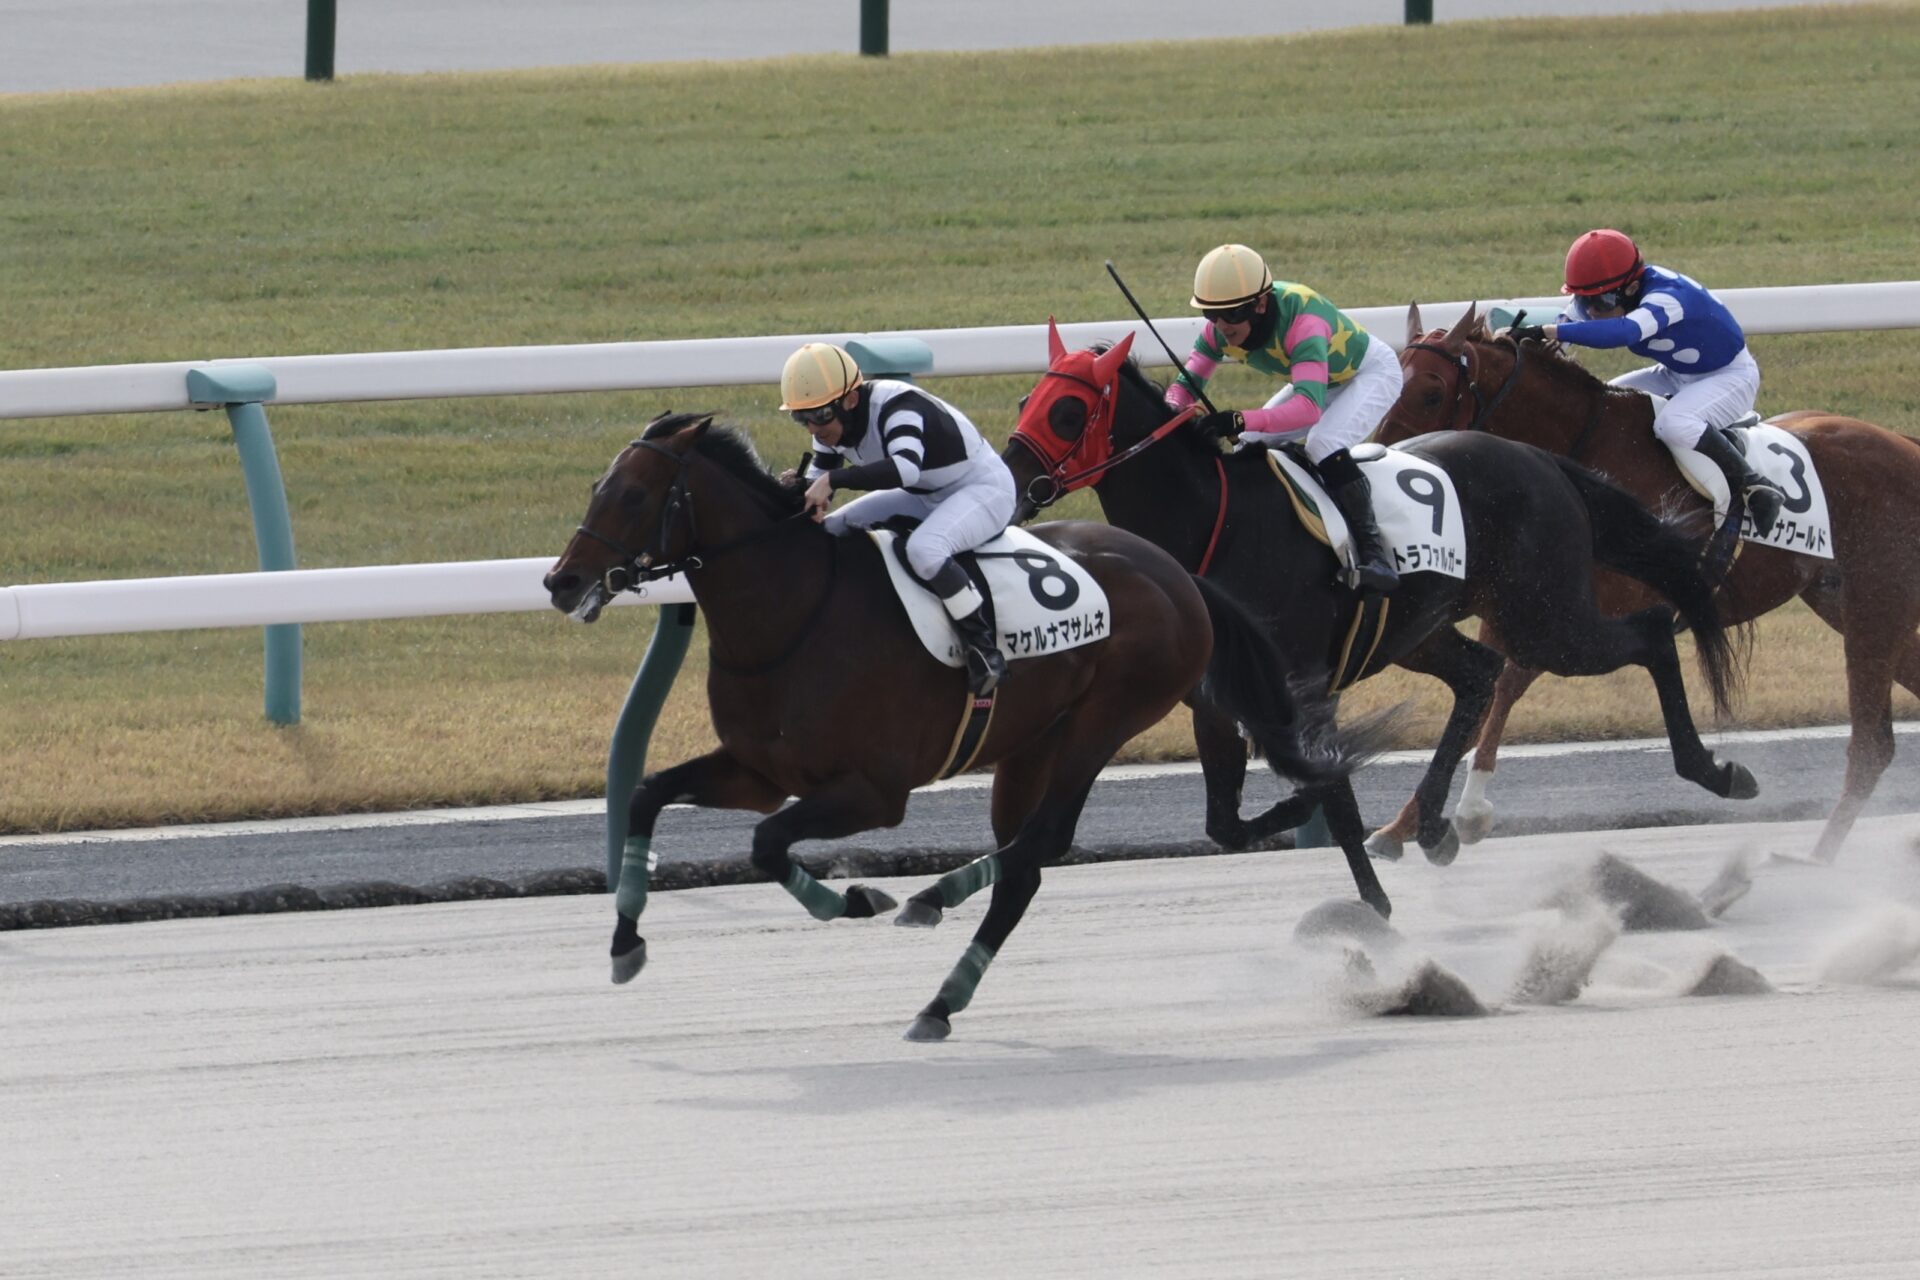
[1669,418,1834,559]
[867,525,1112,669]
[1261,442,1468,581]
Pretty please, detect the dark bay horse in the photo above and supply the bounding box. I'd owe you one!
[545,412,1361,1041]
[1006,325,1754,877]
[1372,305,1920,863]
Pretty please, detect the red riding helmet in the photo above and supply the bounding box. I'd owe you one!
[1562,229,1645,297]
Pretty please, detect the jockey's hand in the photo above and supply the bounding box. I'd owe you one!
[803,473,835,522]
[1195,409,1244,440]
[777,467,801,488]
[1508,324,1548,344]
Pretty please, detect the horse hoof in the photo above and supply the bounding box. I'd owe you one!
[1208,824,1254,853]
[1364,830,1404,862]
[1720,761,1759,800]
[1422,823,1461,867]
[611,937,647,985]
[843,884,898,919]
[903,1014,952,1042]
[894,899,944,929]
[1454,806,1494,845]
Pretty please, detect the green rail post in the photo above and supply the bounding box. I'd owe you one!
[605,602,697,890]
[1292,691,1341,848]
[186,366,302,725]
[306,0,336,80]
[1405,0,1433,24]
[860,0,889,56]
[844,335,932,381]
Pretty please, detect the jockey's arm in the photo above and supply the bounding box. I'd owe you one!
[1238,315,1332,438]
[1165,324,1229,410]
[829,408,925,492]
[1551,291,1682,349]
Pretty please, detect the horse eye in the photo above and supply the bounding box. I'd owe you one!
[618,486,648,511]
[1422,389,1444,409]
[1048,397,1088,440]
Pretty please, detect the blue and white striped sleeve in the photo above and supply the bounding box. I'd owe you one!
[1557,290,1684,350]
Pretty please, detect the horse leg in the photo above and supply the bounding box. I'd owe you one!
[1454,661,1544,844]
[1594,608,1756,798]
[1191,697,1320,850]
[903,776,1099,1041]
[1389,628,1506,864]
[1318,780,1393,919]
[612,750,787,983]
[743,775,907,924]
[1800,580,1912,863]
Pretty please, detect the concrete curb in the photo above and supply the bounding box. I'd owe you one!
[0,839,1238,933]
[0,797,1840,934]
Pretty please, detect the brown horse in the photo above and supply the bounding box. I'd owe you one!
[1370,305,1920,863]
[544,412,1362,1041]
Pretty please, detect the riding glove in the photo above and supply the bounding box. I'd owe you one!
[1508,324,1548,344]
[1196,409,1244,440]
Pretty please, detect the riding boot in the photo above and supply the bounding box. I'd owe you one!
[927,558,1008,695]
[1318,449,1400,595]
[1693,426,1784,539]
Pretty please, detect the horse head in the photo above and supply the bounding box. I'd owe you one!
[545,411,714,622]
[1376,302,1519,444]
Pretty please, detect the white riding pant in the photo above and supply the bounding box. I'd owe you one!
[824,460,1017,585]
[1247,336,1404,464]
[1609,347,1760,451]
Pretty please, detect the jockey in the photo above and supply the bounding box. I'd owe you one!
[1510,228,1784,537]
[780,341,1016,695]
[1167,243,1403,595]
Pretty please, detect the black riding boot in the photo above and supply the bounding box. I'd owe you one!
[1319,449,1400,595]
[927,558,1008,695]
[1694,426,1783,539]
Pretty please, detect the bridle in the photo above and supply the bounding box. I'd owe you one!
[1402,332,1528,435]
[1403,328,1607,463]
[1010,367,1225,577]
[574,439,808,595]
[1009,367,1199,511]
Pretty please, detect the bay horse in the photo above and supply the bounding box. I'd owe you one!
[1007,325,1755,879]
[545,411,1363,1041]
[1369,304,1920,863]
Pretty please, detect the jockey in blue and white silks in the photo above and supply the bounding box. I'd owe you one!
[780,342,1016,694]
[1510,228,1784,536]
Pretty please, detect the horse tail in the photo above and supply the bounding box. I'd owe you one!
[1550,455,1746,717]
[1189,575,1396,785]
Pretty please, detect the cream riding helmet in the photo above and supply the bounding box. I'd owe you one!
[1190,243,1273,311]
[779,342,864,423]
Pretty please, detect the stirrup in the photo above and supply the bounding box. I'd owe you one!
[1743,484,1784,538]
[964,646,1007,696]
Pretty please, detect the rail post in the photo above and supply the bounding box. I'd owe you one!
[186,366,302,724]
[1405,0,1433,24]
[306,0,336,80]
[604,602,697,892]
[860,0,889,56]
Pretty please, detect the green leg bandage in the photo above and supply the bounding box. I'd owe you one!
[934,853,1003,909]
[616,835,655,919]
[937,941,997,1016]
[783,863,847,922]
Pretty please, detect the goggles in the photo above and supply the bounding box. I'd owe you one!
[789,403,838,427]
[1202,300,1260,326]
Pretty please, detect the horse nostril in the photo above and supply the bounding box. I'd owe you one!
[546,570,577,595]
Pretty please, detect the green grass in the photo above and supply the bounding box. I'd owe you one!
[3,4,1918,831]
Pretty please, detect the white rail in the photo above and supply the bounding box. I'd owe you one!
[0,559,691,641]
[3,280,1915,643]
[3,282,1915,420]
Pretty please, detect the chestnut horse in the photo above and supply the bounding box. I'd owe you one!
[1007,326,1753,883]
[545,412,1362,1041]
[1371,305,1920,863]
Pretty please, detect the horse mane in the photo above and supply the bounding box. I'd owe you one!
[640,412,805,518]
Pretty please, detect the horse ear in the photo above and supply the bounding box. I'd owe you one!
[1047,316,1067,364]
[1093,331,1135,382]
[684,414,716,443]
[1443,302,1479,352]
[1405,303,1423,348]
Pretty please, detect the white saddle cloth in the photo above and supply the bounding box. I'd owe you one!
[1263,442,1468,580]
[868,526,1113,668]
[1669,419,1834,559]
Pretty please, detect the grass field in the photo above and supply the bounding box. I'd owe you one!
[2,4,1917,832]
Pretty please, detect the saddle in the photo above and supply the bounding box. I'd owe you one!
[1666,417,1833,559]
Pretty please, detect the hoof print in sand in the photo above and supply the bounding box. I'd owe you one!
[1685,953,1774,997]
[1546,853,1712,933]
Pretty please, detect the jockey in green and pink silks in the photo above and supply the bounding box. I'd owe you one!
[1167,243,1404,595]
